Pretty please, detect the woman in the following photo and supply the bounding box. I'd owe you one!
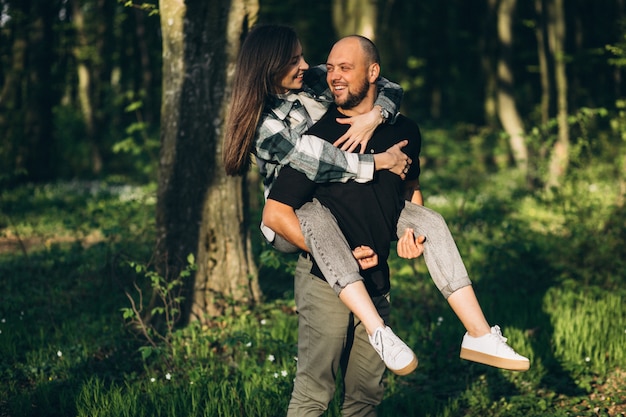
[223,25,529,374]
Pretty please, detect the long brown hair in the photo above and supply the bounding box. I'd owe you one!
[223,25,300,176]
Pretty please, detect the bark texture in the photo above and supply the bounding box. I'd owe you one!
[496,0,529,174]
[156,0,260,324]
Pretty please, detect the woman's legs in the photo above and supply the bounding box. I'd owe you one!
[397,202,490,335]
[446,285,490,337]
[396,202,473,299]
[268,199,417,375]
[397,201,530,371]
[294,200,390,333]
[269,220,385,334]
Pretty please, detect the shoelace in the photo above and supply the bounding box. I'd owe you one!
[372,328,399,361]
[491,325,517,354]
[371,329,385,358]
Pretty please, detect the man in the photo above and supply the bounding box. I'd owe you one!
[264,35,422,417]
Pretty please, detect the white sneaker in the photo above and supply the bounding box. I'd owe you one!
[460,325,530,371]
[368,326,418,376]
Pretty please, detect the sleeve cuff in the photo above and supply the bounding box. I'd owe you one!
[353,154,375,183]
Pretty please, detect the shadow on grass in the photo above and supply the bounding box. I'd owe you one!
[0,241,148,417]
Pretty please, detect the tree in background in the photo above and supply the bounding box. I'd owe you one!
[0,0,58,181]
[545,0,570,187]
[496,0,528,175]
[156,0,261,325]
[0,0,162,183]
[332,0,376,40]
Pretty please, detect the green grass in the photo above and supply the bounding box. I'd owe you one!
[1,161,626,416]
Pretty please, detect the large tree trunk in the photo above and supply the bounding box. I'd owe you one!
[156,0,260,326]
[332,0,377,40]
[496,0,529,174]
[546,0,570,187]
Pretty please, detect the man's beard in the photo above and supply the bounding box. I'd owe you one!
[336,78,369,110]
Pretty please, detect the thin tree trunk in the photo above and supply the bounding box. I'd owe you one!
[71,0,103,175]
[134,8,156,124]
[332,0,377,40]
[546,0,569,187]
[0,15,27,176]
[157,0,260,325]
[535,0,551,126]
[496,0,529,174]
[481,0,498,127]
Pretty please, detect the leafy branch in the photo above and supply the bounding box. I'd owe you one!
[121,253,196,361]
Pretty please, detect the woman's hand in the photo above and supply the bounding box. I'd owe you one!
[333,106,384,153]
[397,228,426,259]
[374,140,411,178]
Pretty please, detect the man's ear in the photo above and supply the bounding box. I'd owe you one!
[368,63,380,82]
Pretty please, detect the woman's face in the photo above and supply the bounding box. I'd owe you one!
[277,41,309,93]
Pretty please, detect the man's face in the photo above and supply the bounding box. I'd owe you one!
[278,41,309,93]
[326,38,371,110]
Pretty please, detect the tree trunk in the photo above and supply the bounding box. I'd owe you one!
[535,0,552,126]
[332,0,377,40]
[481,0,498,127]
[546,0,569,187]
[156,0,260,326]
[71,0,103,175]
[0,1,28,178]
[496,0,529,174]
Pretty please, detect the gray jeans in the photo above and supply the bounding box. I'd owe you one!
[267,199,472,299]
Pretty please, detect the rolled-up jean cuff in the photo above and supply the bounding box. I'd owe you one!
[260,222,300,254]
[440,280,472,299]
[334,273,365,295]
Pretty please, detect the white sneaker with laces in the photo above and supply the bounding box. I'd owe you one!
[368,326,418,376]
[460,325,530,371]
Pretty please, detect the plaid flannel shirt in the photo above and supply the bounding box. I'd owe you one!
[254,64,403,197]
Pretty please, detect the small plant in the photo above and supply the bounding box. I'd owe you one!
[121,254,196,362]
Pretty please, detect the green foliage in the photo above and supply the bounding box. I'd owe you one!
[111,91,160,181]
[120,0,159,16]
[2,127,626,416]
[120,254,197,363]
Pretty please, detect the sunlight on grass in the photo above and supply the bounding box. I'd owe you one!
[544,284,626,377]
[2,159,626,416]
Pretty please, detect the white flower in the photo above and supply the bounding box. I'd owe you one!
[437,316,444,326]
[1,318,5,323]
[165,373,172,380]
[57,351,63,358]
[246,342,252,347]
[260,319,267,325]
[585,357,591,362]
[281,370,288,377]
[268,354,275,362]
[150,377,156,382]
[273,372,279,378]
